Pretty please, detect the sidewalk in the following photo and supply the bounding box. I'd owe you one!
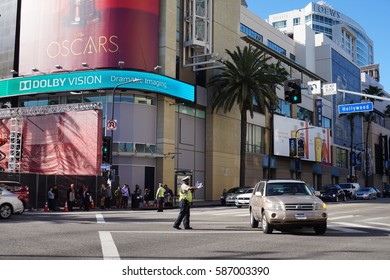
[38,200,222,212]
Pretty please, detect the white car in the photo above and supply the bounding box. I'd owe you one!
[235,188,254,208]
[0,186,24,219]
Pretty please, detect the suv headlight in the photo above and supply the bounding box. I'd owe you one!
[267,202,283,211]
[314,202,326,210]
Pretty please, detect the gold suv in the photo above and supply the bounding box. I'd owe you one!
[249,180,327,234]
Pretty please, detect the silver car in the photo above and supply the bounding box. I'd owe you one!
[0,186,24,219]
[249,180,327,234]
[225,187,253,206]
[355,187,377,200]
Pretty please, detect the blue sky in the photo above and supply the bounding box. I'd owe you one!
[245,0,390,92]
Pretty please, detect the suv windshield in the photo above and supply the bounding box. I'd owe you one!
[266,183,312,196]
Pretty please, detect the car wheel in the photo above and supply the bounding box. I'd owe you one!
[343,195,346,202]
[237,205,242,208]
[314,222,327,235]
[261,212,273,234]
[250,209,259,228]
[0,203,12,219]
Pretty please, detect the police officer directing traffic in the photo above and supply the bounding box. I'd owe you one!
[173,176,198,230]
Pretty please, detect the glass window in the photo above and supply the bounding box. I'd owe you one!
[275,99,291,117]
[297,106,313,124]
[336,147,348,168]
[240,23,263,43]
[273,20,287,29]
[267,40,286,56]
[293,18,300,26]
[322,116,331,129]
[246,124,265,154]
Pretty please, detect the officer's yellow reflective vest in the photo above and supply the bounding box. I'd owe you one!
[179,185,192,202]
[157,187,166,198]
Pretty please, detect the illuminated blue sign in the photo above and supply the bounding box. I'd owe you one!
[338,102,373,114]
[0,69,195,102]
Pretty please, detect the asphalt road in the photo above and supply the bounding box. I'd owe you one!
[1,198,390,260]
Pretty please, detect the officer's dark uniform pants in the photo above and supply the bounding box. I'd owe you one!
[173,199,190,228]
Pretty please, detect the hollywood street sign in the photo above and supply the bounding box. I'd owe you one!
[338,102,373,114]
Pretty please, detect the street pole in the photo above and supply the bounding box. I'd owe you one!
[294,127,314,180]
[110,79,142,163]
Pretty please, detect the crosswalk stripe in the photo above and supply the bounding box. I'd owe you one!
[96,213,105,223]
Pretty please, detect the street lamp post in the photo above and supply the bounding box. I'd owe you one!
[293,127,314,179]
[351,142,365,182]
[110,79,142,163]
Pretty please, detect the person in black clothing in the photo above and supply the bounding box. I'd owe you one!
[52,185,59,211]
[66,183,76,211]
[132,184,142,208]
[82,185,91,211]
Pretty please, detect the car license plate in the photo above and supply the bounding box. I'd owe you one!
[295,213,307,220]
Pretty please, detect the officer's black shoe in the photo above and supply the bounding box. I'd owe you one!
[184,227,193,230]
[173,225,182,230]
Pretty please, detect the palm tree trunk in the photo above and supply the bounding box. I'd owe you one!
[365,116,371,187]
[240,109,247,188]
[350,119,354,181]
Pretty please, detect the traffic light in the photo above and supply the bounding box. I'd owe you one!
[284,79,302,104]
[102,136,112,164]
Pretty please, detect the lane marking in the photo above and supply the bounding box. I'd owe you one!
[327,226,367,233]
[96,213,105,223]
[328,215,357,221]
[99,231,120,260]
[332,222,390,233]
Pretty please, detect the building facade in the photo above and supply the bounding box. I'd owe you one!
[0,1,389,208]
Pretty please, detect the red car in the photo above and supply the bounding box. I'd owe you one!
[0,181,30,210]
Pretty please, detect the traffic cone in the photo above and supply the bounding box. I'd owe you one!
[44,201,49,212]
[64,201,68,212]
[90,198,95,209]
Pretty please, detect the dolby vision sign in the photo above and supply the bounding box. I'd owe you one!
[0,69,195,102]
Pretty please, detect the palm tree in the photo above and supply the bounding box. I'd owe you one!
[207,45,288,187]
[362,85,384,186]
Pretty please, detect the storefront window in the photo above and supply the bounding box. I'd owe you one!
[297,106,313,124]
[246,124,265,154]
[336,147,348,168]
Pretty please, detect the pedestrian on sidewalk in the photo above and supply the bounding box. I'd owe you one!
[155,183,166,212]
[114,186,122,209]
[82,185,91,211]
[121,184,129,209]
[47,187,55,211]
[105,183,112,209]
[66,183,76,211]
[99,183,106,209]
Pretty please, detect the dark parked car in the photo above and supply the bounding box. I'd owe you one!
[319,185,346,202]
[383,185,390,198]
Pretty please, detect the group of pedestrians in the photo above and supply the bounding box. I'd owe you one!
[47,183,93,212]
[99,183,112,209]
[47,177,201,231]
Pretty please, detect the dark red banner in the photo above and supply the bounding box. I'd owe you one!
[19,0,159,75]
[0,110,102,175]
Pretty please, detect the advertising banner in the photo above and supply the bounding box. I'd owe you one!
[274,114,331,164]
[0,110,102,175]
[19,0,159,75]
